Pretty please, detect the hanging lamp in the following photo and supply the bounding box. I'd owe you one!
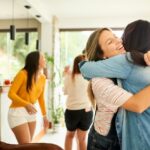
[35,15,41,50]
[36,39,39,50]
[10,0,16,40]
[24,5,31,45]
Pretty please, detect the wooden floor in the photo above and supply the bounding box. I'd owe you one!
[39,127,77,150]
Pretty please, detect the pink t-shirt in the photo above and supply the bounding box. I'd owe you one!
[92,78,132,136]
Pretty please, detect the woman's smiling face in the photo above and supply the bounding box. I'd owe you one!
[98,30,126,58]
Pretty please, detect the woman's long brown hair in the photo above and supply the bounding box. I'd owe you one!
[71,54,86,80]
[122,19,150,66]
[87,81,96,109]
[84,28,111,109]
[23,51,40,92]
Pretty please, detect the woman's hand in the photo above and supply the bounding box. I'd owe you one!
[43,116,49,131]
[63,65,71,76]
[144,51,150,66]
[25,104,37,115]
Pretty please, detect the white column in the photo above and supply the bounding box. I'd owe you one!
[40,22,53,55]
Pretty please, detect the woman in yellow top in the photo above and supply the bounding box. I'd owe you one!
[8,51,49,144]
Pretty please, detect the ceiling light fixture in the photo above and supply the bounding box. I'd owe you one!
[24,5,31,45]
[10,0,16,40]
[35,15,41,18]
[35,15,41,50]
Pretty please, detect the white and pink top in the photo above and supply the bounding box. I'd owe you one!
[91,78,132,136]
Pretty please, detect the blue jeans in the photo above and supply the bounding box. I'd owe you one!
[87,125,120,150]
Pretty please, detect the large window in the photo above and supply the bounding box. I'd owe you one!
[60,28,123,74]
[0,31,38,82]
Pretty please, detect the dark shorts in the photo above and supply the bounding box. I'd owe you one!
[87,125,120,150]
[65,108,93,131]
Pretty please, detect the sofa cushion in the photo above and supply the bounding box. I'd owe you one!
[0,141,63,150]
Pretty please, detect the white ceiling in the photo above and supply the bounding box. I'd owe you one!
[0,0,150,25]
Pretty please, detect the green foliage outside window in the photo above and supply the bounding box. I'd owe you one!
[0,32,38,80]
[60,31,92,71]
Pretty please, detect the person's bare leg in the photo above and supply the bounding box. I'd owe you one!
[12,123,31,144]
[76,129,87,150]
[75,133,80,150]
[28,121,36,141]
[64,130,75,150]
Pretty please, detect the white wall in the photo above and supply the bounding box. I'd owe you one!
[58,16,150,29]
[40,22,53,55]
[0,87,17,143]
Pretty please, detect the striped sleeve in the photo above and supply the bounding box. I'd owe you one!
[92,78,133,109]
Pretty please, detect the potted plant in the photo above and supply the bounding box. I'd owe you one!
[51,106,64,132]
[44,52,54,79]
[44,52,64,132]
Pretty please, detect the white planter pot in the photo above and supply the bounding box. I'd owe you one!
[53,123,61,133]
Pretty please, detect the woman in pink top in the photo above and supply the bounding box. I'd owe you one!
[83,29,150,150]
